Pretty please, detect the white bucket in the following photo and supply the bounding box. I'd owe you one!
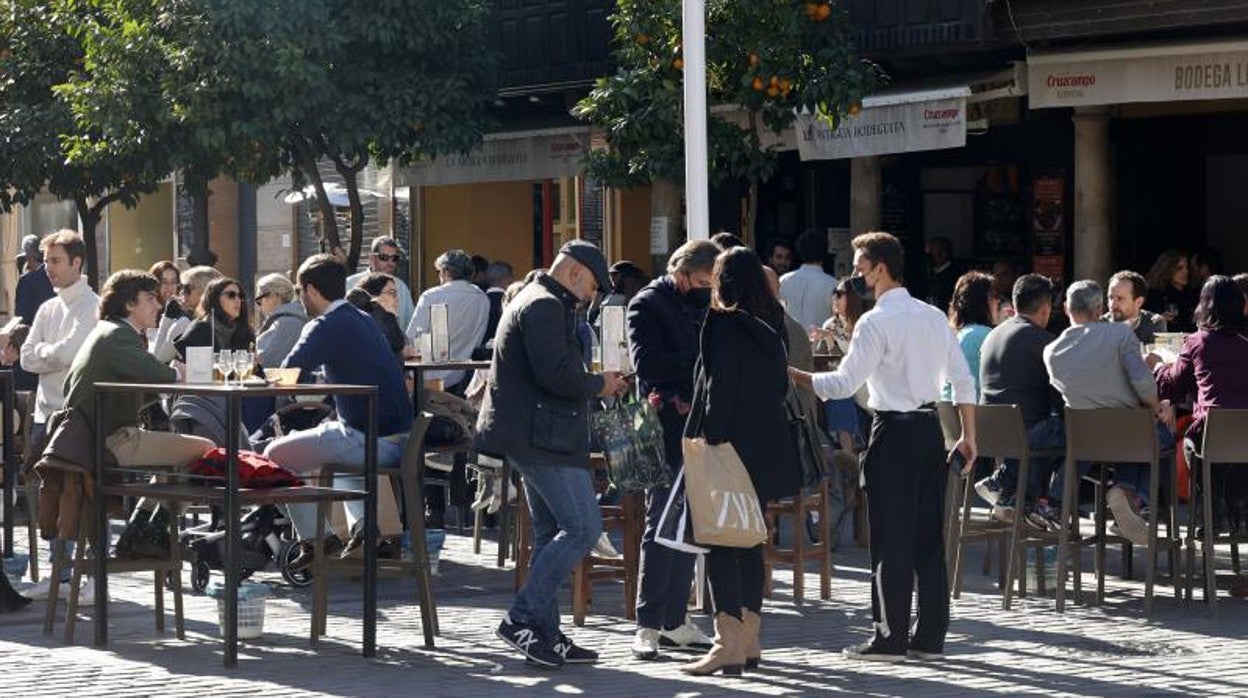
[216,595,266,639]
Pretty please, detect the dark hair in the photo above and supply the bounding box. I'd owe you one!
[711,231,745,249]
[1146,250,1188,291]
[851,232,905,283]
[1195,275,1246,333]
[928,236,952,259]
[795,229,827,263]
[471,254,489,275]
[1108,270,1148,301]
[949,271,996,329]
[835,277,869,333]
[148,260,179,282]
[41,229,87,268]
[297,253,347,302]
[1192,248,1223,275]
[370,236,401,254]
[1012,274,1054,315]
[7,323,30,351]
[711,247,785,331]
[358,271,396,297]
[768,239,794,257]
[99,270,159,321]
[198,276,251,328]
[1234,273,1248,300]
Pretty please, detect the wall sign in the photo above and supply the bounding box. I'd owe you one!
[795,92,968,161]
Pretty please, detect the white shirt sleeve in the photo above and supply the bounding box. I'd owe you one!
[406,290,431,339]
[19,301,57,374]
[943,324,976,405]
[812,317,885,401]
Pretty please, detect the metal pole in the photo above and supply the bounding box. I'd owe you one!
[682,0,709,241]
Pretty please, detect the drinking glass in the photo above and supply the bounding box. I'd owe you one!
[215,349,235,386]
[233,350,254,382]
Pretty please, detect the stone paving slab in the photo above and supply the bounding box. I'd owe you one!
[3,526,1248,697]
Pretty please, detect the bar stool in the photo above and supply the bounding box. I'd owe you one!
[762,478,832,603]
[1187,408,1248,614]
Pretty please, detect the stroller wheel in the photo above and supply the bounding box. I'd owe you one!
[191,561,211,593]
[280,542,314,588]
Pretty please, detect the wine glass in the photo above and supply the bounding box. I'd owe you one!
[233,350,254,383]
[215,349,235,386]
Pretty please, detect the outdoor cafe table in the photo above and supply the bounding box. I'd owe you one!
[0,370,17,559]
[90,381,379,668]
[403,359,491,416]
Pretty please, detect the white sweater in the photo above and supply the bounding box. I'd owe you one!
[20,275,100,422]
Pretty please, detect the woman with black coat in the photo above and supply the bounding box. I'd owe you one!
[681,246,802,677]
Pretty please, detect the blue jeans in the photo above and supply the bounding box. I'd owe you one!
[509,455,603,640]
[997,416,1066,503]
[263,421,405,538]
[1049,422,1175,506]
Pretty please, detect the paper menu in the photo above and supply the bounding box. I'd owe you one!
[430,304,450,363]
[600,305,629,371]
[185,346,214,384]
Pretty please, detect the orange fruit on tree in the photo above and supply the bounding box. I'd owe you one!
[766,86,780,98]
[748,52,760,67]
[636,33,650,44]
[752,76,765,91]
[804,2,818,18]
[815,4,831,21]
[769,75,779,87]
[779,78,792,91]
[848,102,862,116]
[673,58,684,70]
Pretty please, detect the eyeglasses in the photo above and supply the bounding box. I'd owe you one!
[833,290,846,297]
[222,290,245,301]
[374,253,402,263]
[254,292,270,306]
[176,284,191,295]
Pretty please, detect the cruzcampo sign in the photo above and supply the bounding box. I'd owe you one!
[1029,41,1248,109]
[795,93,967,161]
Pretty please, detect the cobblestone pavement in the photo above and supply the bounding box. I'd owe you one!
[3,522,1247,697]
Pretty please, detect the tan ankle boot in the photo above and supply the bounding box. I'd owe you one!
[741,609,761,669]
[680,612,745,676]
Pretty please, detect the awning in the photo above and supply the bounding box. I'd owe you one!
[396,128,589,187]
[795,85,971,161]
[1028,38,1248,109]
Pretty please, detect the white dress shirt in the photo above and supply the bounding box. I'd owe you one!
[20,275,100,422]
[407,279,489,387]
[347,270,415,330]
[779,263,838,330]
[812,287,975,410]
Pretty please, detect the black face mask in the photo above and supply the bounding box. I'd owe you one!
[848,274,872,301]
[685,287,712,309]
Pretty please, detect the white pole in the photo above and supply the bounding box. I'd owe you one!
[682,0,709,241]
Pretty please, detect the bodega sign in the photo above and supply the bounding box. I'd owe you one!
[795,89,968,161]
[1029,40,1248,108]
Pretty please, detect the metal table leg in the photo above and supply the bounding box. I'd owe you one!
[223,394,240,667]
[364,392,377,657]
[94,390,108,647]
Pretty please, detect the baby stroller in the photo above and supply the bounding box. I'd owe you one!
[180,505,311,591]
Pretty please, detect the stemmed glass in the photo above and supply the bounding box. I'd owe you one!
[215,349,235,386]
[233,350,254,384]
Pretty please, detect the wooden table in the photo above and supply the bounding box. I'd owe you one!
[91,381,379,668]
[0,370,17,558]
[403,360,491,413]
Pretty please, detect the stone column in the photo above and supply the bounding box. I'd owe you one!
[850,156,881,234]
[1073,106,1112,284]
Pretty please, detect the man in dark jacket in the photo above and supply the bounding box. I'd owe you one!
[14,234,54,324]
[627,240,718,660]
[478,240,628,668]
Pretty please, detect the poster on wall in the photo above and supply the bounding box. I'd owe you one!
[649,217,670,255]
[1032,255,1065,284]
[1032,175,1066,257]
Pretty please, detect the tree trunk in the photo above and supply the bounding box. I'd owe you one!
[74,196,101,290]
[290,133,341,256]
[744,109,763,245]
[330,152,368,271]
[649,180,683,274]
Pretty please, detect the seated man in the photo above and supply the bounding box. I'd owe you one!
[977,274,1064,530]
[1045,280,1174,546]
[60,270,216,557]
[264,254,413,567]
[1104,270,1168,345]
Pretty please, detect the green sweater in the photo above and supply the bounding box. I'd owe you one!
[63,319,178,437]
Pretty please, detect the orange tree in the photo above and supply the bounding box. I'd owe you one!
[575,0,881,238]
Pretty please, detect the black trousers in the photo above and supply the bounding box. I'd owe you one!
[863,410,949,654]
[706,543,764,621]
[635,485,698,630]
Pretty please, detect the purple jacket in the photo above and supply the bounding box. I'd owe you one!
[1154,328,1248,435]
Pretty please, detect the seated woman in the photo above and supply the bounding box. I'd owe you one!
[348,272,412,363]
[1151,275,1248,537]
[254,273,307,369]
[172,277,256,447]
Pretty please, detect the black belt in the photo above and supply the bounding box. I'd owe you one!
[875,403,937,421]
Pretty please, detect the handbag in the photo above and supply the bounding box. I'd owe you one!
[590,392,670,493]
[785,385,827,487]
[654,466,707,553]
[679,367,768,549]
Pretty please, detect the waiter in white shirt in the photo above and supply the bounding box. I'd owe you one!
[790,232,977,663]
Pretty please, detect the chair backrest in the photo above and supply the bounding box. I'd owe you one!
[1064,406,1157,464]
[400,412,434,472]
[935,402,961,451]
[974,404,1031,462]
[1201,409,1248,464]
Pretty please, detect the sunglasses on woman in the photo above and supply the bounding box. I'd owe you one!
[222,289,245,301]
[374,253,402,263]
[254,292,270,306]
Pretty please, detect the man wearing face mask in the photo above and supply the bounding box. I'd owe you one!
[478,240,629,668]
[790,232,977,663]
[625,239,720,660]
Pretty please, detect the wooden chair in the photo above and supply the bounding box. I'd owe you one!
[1056,407,1180,616]
[15,390,39,582]
[470,454,518,568]
[571,455,642,626]
[1187,409,1248,614]
[763,478,832,603]
[311,413,440,647]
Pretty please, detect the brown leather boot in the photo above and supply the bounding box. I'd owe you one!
[679,612,745,676]
[741,609,762,669]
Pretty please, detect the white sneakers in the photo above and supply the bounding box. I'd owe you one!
[22,577,93,604]
[660,618,714,651]
[632,627,660,660]
[592,533,622,559]
[1107,485,1150,546]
